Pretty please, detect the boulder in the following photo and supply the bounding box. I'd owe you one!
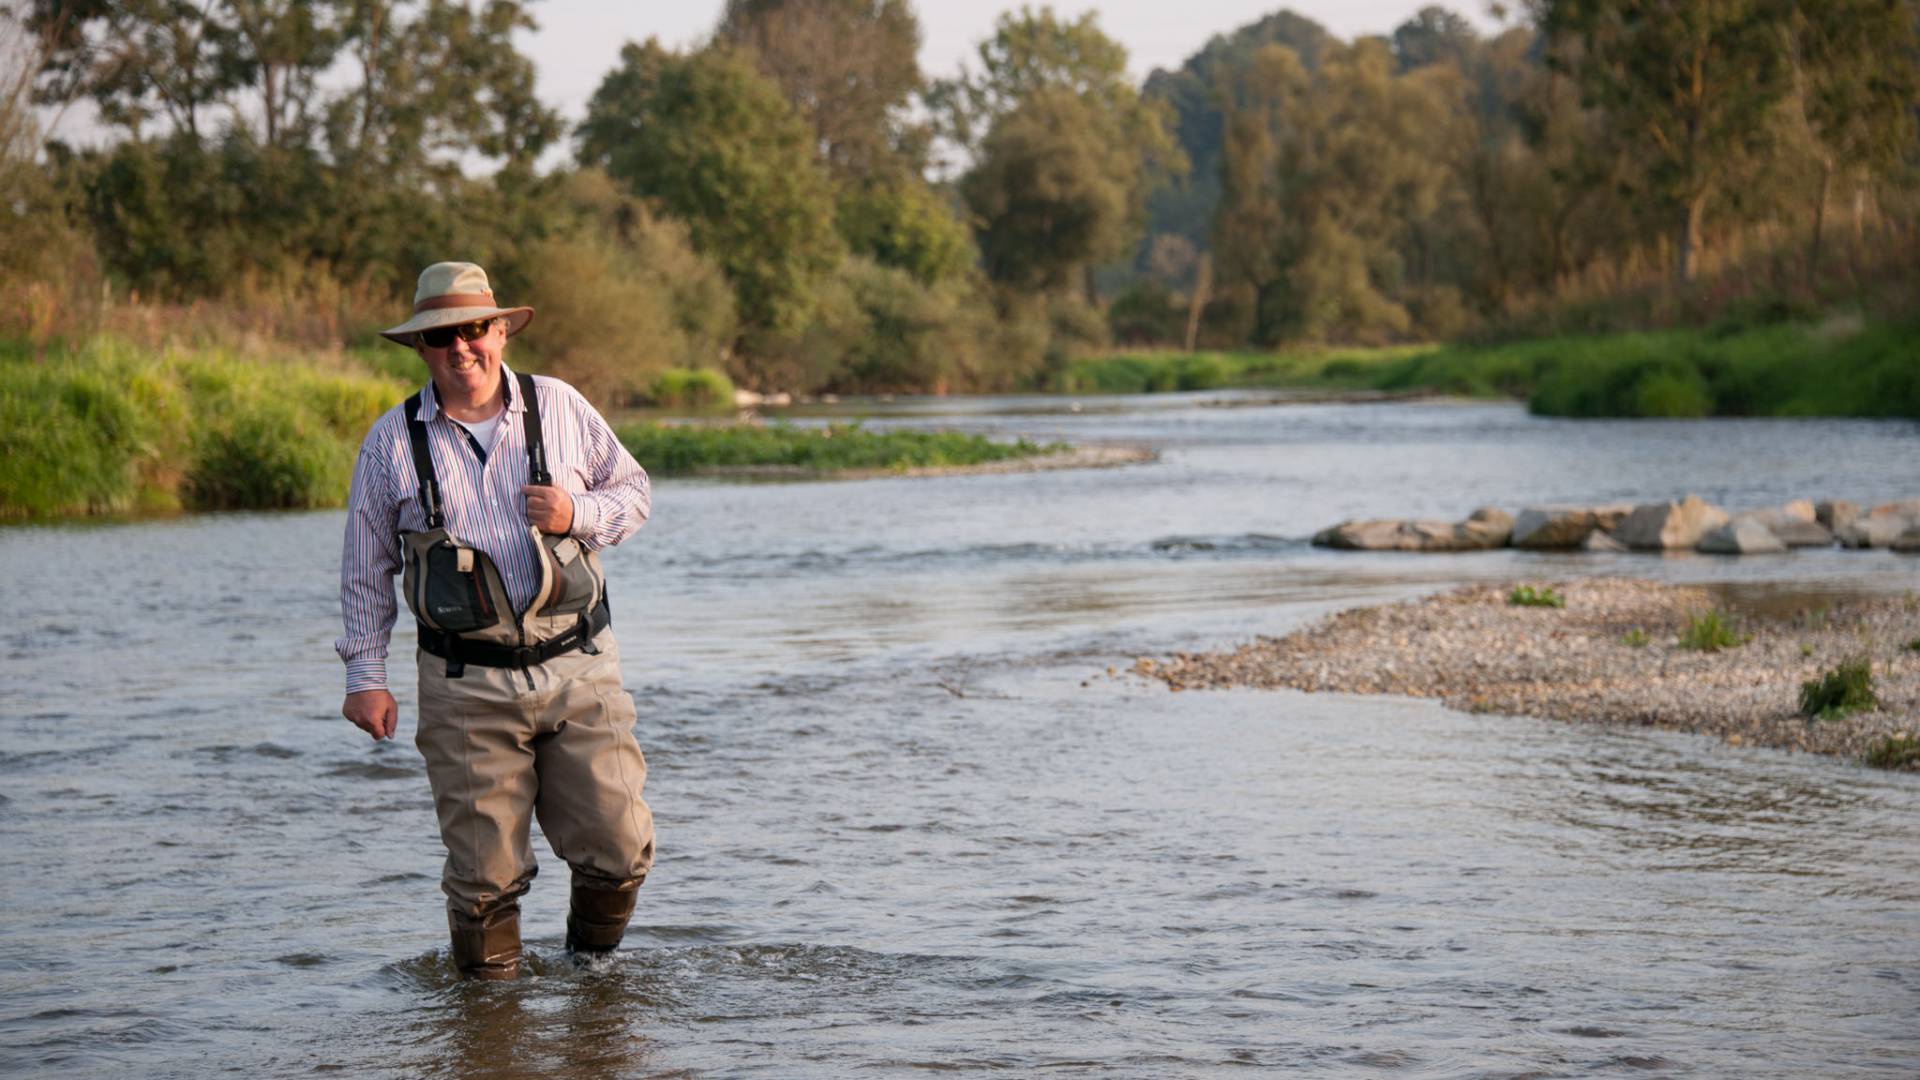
[1893,528,1920,554]
[1836,515,1915,549]
[1312,506,1513,552]
[1615,495,1730,550]
[1869,498,1920,519]
[1735,502,1816,531]
[1817,499,1858,532]
[1581,529,1629,553]
[1768,519,1835,548]
[1698,519,1788,555]
[1511,503,1635,549]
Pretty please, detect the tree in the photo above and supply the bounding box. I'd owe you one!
[1212,39,1456,343]
[1538,0,1791,282]
[1783,0,1918,279]
[935,7,1181,298]
[715,0,923,180]
[578,39,844,337]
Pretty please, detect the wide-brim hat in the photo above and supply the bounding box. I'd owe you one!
[379,261,534,345]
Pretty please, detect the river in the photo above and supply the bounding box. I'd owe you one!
[2,395,1918,1077]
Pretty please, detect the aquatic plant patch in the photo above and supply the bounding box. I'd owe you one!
[1799,658,1878,721]
[617,421,1067,476]
[1507,585,1566,608]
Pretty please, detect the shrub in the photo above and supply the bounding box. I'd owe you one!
[1864,735,1920,769]
[1507,585,1565,608]
[1799,658,1877,720]
[1679,609,1747,651]
[647,368,735,411]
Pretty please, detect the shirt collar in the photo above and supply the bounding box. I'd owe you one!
[415,364,522,423]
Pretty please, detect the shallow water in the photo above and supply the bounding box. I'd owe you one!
[3,397,1918,1077]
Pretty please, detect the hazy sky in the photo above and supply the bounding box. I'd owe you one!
[44,2,1509,148]
[535,1,1507,122]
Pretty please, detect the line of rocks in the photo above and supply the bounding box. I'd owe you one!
[1129,578,1920,766]
[1312,496,1920,555]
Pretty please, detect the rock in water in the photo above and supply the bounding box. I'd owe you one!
[1581,529,1629,552]
[1767,520,1834,548]
[1615,495,1730,550]
[1312,507,1513,552]
[1892,527,1920,553]
[1698,519,1787,554]
[1817,499,1858,532]
[1511,503,1635,548]
[1837,515,1915,549]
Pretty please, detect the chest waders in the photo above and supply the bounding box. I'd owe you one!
[398,372,611,683]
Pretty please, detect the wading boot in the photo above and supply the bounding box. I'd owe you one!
[448,903,522,981]
[565,878,640,959]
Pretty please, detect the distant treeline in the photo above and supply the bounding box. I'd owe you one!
[2,1,1916,401]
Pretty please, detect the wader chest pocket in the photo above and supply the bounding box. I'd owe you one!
[403,532,502,634]
[537,533,601,617]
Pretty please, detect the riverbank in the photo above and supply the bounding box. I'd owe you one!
[1132,578,1920,768]
[1070,316,1920,418]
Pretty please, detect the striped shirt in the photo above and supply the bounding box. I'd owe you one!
[335,368,650,693]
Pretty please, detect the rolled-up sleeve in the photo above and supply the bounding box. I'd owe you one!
[567,396,651,551]
[336,433,403,694]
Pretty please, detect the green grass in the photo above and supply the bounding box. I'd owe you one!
[1864,735,1920,769]
[1507,585,1566,608]
[1679,610,1748,652]
[1,336,406,517]
[1067,317,1920,418]
[1622,627,1650,648]
[616,421,1068,476]
[1799,657,1878,720]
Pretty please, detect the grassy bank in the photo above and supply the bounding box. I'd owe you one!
[616,422,1066,476]
[1071,317,1920,418]
[1,337,405,518]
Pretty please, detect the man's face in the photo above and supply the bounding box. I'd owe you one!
[417,318,506,406]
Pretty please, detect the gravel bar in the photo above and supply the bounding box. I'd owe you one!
[1133,578,1920,767]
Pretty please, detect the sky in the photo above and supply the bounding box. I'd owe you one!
[532,1,1509,124]
[43,1,1510,150]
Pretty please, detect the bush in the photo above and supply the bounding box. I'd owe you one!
[646,368,735,411]
[1679,610,1747,652]
[1507,585,1565,608]
[1864,735,1920,769]
[1799,658,1877,720]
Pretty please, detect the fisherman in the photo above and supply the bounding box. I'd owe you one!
[336,261,655,980]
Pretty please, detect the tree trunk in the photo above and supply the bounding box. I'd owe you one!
[1807,159,1831,289]
[1675,192,1705,283]
[1184,255,1212,353]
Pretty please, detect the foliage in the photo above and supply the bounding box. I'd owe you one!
[1863,735,1920,769]
[939,8,1182,297]
[1799,657,1878,720]
[1507,585,1565,608]
[645,368,735,411]
[835,178,975,286]
[1622,627,1650,648]
[0,336,404,517]
[1679,610,1748,652]
[578,40,844,337]
[716,0,925,179]
[615,421,1063,475]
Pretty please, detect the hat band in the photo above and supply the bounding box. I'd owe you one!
[414,293,497,314]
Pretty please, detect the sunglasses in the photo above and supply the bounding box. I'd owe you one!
[416,318,498,349]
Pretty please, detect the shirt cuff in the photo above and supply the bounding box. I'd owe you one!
[569,491,602,540]
[345,657,388,695]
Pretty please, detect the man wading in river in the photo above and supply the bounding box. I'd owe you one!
[335,261,655,980]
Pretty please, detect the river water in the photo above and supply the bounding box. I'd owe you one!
[3,395,1918,1077]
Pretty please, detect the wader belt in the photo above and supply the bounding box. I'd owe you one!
[404,373,610,673]
[418,599,611,670]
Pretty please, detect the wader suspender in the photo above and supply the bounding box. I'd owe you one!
[404,374,610,677]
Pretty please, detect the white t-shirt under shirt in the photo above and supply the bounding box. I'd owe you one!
[455,409,504,456]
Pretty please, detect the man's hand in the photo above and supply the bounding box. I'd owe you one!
[523,484,574,535]
[344,689,399,741]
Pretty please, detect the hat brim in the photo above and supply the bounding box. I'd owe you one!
[379,306,534,345]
